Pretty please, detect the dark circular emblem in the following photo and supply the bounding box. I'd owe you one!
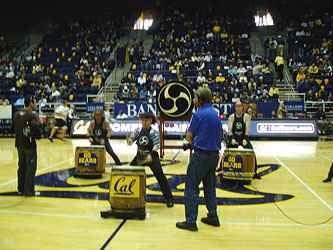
[157,82,193,119]
[138,136,149,146]
[94,128,103,137]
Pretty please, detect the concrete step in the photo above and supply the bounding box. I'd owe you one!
[278,88,299,93]
[100,30,153,102]
[249,32,264,56]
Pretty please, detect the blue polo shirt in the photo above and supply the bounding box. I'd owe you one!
[188,103,222,152]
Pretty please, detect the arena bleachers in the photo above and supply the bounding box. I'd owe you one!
[287,13,333,101]
[0,15,126,104]
[116,9,279,105]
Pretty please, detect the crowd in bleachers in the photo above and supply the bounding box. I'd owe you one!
[1,8,331,108]
[0,15,125,104]
[287,13,333,101]
[117,9,279,104]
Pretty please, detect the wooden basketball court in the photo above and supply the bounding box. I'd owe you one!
[0,138,332,249]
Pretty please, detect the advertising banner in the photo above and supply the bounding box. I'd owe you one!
[71,119,318,139]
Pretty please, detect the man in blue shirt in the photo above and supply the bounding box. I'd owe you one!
[176,86,222,231]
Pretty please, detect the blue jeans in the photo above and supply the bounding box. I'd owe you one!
[184,151,219,224]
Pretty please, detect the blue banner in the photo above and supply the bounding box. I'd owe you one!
[285,101,305,112]
[257,101,279,118]
[114,102,157,119]
[86,102,104,113]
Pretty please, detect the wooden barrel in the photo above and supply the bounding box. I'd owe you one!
[109,165,146,212]
[222,148,255,180]
[74,145,105,178]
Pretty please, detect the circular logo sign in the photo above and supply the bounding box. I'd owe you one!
[157,82,193,119]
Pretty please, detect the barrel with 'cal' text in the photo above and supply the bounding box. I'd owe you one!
[109,165,146,210]
[110,176,140,198]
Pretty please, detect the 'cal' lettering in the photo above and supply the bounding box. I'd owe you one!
[114,177,137,195]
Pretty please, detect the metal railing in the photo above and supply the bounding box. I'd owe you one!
[33,100,333,124]
[38,102,88,118]
[37,101,114,118]
[279,92,306,102]
[305,101,333,113]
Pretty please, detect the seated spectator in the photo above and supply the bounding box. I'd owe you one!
[215,73,226,84]
[296,68,306,83]
[253,61,264,77]
[152,73,165,87]
[269,85,279,99]
[0,97,10,105]
[212,94,222,104]
[122,83,130,99]
[92,73,103,89]
[308,63,319,75]
[196,72,207,84]
[239,72,248,83]
[137,72,147,88]
[130,84,139,100]
[262,63,272,74]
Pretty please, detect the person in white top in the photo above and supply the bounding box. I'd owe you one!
[137,72,147,87]
[48,100,70,142]
[196,72,207,84]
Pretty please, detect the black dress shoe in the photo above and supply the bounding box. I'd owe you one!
[323,178,331,183]
[201,216,220,227]
[166,199,174,208]
[253,173,261,179]
[24,191,40,197]
[48,137,54,143]
[176,221,198,231]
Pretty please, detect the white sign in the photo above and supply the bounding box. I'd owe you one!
[0,105,12,119]
[257,123,315,134]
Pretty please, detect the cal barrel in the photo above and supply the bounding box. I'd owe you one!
[108,165,146,219]
[74,145,106,178]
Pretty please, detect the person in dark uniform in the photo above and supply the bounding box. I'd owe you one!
[227,100,260,179]
[87,110,121,165]
[323,162,333,183]
[14,96,41,196]
[176,86,222,232]
[227,100,252,149]
[127,112,174,207]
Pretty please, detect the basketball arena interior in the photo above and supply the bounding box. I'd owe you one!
[0,0,333,249]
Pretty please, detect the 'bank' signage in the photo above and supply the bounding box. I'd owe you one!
[113,102,233,119]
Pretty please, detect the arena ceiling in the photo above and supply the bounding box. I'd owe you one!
[0,0,331,31]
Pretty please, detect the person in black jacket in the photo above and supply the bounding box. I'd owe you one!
[227,101,252,149]
[14,96,41,196]
[87,110,121,165]
[227,100,260,179]
[127,112,174,207]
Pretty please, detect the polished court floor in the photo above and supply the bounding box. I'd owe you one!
[0,138,332,250]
